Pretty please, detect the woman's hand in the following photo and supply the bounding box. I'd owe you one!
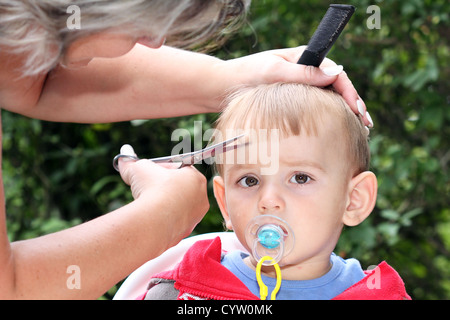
[220,46,373,127]
[117,146,209,246]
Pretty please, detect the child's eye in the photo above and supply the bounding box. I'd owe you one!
[238,176,259,187]
[289,173,311,185]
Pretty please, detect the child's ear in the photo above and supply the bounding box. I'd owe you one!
[343,171,378,227]
[213,176,233,230]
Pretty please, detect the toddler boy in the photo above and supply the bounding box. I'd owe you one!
[143,83,410,300]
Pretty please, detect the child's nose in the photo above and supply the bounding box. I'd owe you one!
[258,186,285,213]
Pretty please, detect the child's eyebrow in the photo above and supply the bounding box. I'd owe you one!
[280,158,326,173]
[225,163,254,173]
[223,163,256,178]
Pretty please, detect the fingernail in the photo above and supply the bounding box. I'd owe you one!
[366,111,374,128]
[120,144,136,156]
[321,65,343,76]
[356,99,365,117]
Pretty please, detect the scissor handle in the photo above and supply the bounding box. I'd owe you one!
[112,154,140,172]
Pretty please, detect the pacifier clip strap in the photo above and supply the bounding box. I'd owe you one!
[256,256,282,300]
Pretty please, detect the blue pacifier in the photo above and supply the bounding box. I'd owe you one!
[245,215,295,266]
[258,225,283,249]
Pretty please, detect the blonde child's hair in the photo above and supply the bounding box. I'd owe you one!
[213,83,370,177]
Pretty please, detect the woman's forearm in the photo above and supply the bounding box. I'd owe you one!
[31,45,226,123]
[6,198,179,299]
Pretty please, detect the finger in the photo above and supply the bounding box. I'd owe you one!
[331,72,372,127]
[118,158,136,185]
[156,162,182,169]
[274,51,344,86]
[281,63,342,87]
[331,70,359,112]
[319,56,338,68]
[119,158,164,189]
[117,144,139,185]
[271,45,307,63]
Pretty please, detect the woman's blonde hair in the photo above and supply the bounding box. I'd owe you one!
[213,83,370,177]
[0,0,249,76]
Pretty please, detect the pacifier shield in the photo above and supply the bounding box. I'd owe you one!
[245,215,295,266]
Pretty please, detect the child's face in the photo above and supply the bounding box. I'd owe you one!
[214,128,354,278]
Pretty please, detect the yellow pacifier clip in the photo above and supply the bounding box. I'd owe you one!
[255,256,282,300]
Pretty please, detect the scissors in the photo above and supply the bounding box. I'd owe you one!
[113,134,245,171]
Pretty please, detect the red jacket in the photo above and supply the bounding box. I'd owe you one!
[143,237,411,300]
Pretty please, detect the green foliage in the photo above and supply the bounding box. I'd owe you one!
[3,0,448,299]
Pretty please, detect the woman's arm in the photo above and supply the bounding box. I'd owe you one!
[2,45,370,125]
[0,160,208,299]
[29,45,227,122]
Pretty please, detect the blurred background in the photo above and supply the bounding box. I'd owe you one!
[3,0,449,299]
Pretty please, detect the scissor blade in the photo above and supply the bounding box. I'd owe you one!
[180,134,245,166]
[150,134,245,166]
[195,134,246,162]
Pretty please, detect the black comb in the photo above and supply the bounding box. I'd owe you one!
[297,4,355,67]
